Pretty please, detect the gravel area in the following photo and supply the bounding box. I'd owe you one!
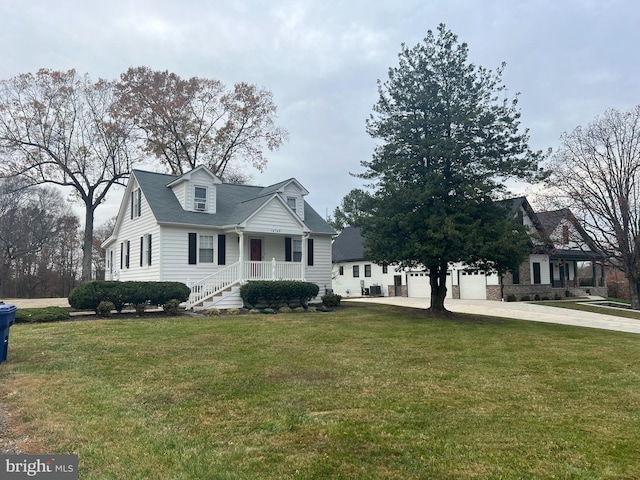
[0,407,23,454]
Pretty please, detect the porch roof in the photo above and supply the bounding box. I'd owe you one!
[549,249,604,261]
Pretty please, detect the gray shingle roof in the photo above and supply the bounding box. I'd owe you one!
[134,169,335,234]
[332,226,365,262]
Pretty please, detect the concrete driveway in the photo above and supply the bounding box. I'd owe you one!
[345,297,640,335]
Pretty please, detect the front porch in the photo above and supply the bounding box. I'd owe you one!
[549,251,607,297]
[186,259,306,309]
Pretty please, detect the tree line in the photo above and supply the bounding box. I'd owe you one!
[0,179,80,298]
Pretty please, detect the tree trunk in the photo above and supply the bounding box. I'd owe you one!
[429,264,448,311]
[81,202,95,282]
[628,276,640,310]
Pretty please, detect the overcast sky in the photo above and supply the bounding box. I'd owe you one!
[1,0,639,225]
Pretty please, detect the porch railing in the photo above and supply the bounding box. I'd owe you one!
[187,262,241,307]
[186,259,305,308]
[242,259,304,281]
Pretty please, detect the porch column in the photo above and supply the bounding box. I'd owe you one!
[301,233,308,281]
[300,233,307,282]
[238,231,245,282]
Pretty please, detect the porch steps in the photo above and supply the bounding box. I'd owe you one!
[196,286,243,311]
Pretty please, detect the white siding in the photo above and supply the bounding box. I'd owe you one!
[332,261,399,297]
[172,182,186,210]
[305,235,333,298]
[114,186,161,282]
[282,184,304,220]
[246,200,303,234]
[550,220,591,251]
[530,254,551,285]
[159,226,232,283]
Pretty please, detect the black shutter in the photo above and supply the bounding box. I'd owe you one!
[188,233,197,264]
[307,238,314,266]
[285,237,292,262]
[125,241,130,268]
[140,236,144,266]
[130,192,134,219]
[147,234,152,266]
[137,189,142,217]
[120,243,124,269]
[218,234,226,265]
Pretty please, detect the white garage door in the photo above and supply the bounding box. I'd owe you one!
[459,271,487,299]
[407,272,452,298]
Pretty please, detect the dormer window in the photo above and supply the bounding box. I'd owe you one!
[287,197,297,210]
[194,186,207,211]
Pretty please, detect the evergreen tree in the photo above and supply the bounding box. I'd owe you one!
[355,24,545,311]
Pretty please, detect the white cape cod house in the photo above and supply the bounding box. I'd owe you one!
[102,166,335,309]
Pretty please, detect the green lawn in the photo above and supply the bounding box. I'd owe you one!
[1,303,640,479]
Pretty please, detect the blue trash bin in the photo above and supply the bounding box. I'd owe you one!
[0,304,17,364]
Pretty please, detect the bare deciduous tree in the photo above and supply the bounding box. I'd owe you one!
[0,69,139,281]
[545,105,640,308]
[114,67,288,180]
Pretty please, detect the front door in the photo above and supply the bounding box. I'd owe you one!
[394,275,403,296]
[250,238,262,278]
[250,238,262,261]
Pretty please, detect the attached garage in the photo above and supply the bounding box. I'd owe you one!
[407,271,453,298]
[458,271,488,299]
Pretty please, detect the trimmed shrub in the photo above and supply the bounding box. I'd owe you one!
[294,306,305,313]
[227,308,240,315]
[505,294,517,302]
[97,301,115,317]
[14,307,70,324]
[206,308,221,316]
[163,299,181,316]
[240,281,319,309]
[279,306,292,313]
[134,303,146,316]
[68,281,190,313]
[321,293,342,307]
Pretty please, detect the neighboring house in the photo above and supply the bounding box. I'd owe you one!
[332,197,607,301]
[103,166,335,309]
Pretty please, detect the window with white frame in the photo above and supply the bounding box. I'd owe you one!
[131,188,141,218]
[287,196,297,210]
[292,239,302,262]
[199,235,214,263]
[142,234,152,266]
[194,186,207,211]
[108,250,113,275]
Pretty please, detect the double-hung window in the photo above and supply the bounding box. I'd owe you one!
[194,187,207,211]
[131,188,141,218]
[140,234,152,266]
[292,239,302,262]
[199,235,214,263]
